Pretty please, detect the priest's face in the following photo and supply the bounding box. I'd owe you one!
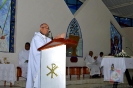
[40,24,49,35]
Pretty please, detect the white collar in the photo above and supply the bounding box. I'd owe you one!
[35,32,47,39]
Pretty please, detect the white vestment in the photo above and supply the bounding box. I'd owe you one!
[96,56,102,67]
[0,28,8,52]
[96,55,104,75]
[26,32,51,88]
[85,55,100,76]
[18,49,29,78]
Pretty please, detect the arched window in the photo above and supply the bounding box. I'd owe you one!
[66,18,83,57]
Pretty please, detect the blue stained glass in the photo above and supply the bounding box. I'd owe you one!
[64,0,83,14]
[67,0,77,4]
[132,20,133,26]
[66,18,83,57]
[110,23,122,55]
[114,16,119,23]
[113,15,133,27]
[0,0,16,52]
[120,18,131,27]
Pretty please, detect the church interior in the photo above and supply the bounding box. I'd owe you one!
[0,0,133,88]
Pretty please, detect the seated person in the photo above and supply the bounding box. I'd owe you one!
[96,52,104,76]
[97,52,104,67]
[84,51,100,77]
[18,42,30,78]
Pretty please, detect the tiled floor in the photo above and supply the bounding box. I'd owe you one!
[0,76,131,88]
[0,84,132,88]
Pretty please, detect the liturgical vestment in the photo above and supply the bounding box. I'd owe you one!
[19,49,29,78]
[26,32,51,88]
[85,55,100,76]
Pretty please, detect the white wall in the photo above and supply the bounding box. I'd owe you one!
[122,37,133,55]
[0,0,73,68]
[122,27,133,43]
[0,0,132,71]
[66,0,133,66]
[122,27,133,55]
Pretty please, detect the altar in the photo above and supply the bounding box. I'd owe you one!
[0,64,16,86]
[101,57,133,83]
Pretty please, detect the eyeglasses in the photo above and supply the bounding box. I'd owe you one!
[41,27,49,30]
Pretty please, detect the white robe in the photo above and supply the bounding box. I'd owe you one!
[18,49,29,78]
[26,32,51,88]
[85,55,100,76]
[96,56,102,67]
[96,55,104,75]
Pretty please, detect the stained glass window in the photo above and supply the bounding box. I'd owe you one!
[120,17,131,27]
[64,0,83,14]
[113,15,133,27]
[66,18,83,57]
[110,23,122,55]
[0,0,16,52]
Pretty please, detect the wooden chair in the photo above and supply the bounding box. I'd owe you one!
[82,66,90,79]
[17,67,22,81]
[69,67,82,80]
[4,81,12,87]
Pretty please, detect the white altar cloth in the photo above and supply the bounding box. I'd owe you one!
[101,58,126,83]
[0,64,16,85]
[124,58,133,69]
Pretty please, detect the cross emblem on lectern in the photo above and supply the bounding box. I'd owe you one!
[47,63,58,78]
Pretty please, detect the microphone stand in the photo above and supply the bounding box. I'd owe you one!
[49,31,53,40]
[126,47,133,53]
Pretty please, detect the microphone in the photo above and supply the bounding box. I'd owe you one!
[49,30,53,40]
[126,47,133,53]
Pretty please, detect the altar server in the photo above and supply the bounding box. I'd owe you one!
[97,52,104,67]
[97,52,104,76]
[18,42,30,78]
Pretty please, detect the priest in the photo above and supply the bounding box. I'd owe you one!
[84,51,100,77]
[18,42,30,78]
[26,23,52,88]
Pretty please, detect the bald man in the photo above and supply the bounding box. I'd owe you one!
[26,23,52,88]
[84,51,100,77]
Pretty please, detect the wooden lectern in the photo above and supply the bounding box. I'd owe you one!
[38,38,77,88]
